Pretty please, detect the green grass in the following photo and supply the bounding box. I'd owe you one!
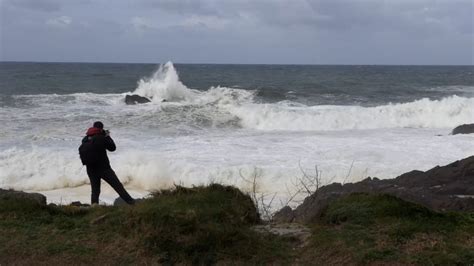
[0,184,292,264]
[1,188,473,265]
[301,193,474,265]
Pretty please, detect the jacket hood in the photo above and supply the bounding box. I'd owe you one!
[86,127,103,136]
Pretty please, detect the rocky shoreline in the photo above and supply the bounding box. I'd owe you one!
[274,156,474,223]
[0,188,47,205]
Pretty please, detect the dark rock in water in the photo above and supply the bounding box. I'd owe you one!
[125,94,151,105]
[0,189,47,205]
[452,124,474,135]
[274,156,474,224]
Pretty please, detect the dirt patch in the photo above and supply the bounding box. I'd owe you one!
[253,223,311,248]
[403,233,443,255]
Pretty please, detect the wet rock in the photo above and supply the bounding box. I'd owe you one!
[0,189,47,205]
[452,124,474,135]
[125,94,151,105]
[277,156,474,224]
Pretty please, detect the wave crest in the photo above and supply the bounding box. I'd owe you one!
[226,96,474,131]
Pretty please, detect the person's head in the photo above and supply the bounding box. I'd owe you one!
[93,121,104,129]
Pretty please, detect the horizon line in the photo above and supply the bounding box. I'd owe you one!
[0,60,472,67]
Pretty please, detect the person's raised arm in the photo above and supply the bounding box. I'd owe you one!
[105,135,116,152]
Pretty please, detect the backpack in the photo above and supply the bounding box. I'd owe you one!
[78,137,100,166]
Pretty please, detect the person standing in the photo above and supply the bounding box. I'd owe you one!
[79,121,135,205]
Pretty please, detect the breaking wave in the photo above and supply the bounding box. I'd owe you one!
[3,62,473,132]
[133,62,197,102]
[131,61,254,105]
[128,62,474,131]
[227,95,474,131]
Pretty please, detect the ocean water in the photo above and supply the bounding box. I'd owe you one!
[1,62,473,208]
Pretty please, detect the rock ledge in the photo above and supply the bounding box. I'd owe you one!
[274,156,474,223]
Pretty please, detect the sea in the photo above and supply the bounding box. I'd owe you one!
[1,62,473,209]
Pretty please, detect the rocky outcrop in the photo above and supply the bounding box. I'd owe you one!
[113,197,144,206]
[452,124,474,135]
[125,94,151,105]
[274,156,474,223]
[113,197,127,206]
[0,189,47,205]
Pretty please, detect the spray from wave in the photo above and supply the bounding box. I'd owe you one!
[130,61,254,106]
[132,62,197,102]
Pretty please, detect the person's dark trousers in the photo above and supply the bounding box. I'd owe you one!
[86,167,135,205]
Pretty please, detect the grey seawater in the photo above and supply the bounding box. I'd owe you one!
[1,62,473,106]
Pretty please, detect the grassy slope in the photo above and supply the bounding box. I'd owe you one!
[1,187,473,265]
[301,193,474,265]
[0,184,291,265]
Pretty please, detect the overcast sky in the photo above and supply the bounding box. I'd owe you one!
[0,0,473,64]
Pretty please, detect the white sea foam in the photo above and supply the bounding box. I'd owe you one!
[0,147,87,190]
[2,129,474,208]
[227,95,474,131]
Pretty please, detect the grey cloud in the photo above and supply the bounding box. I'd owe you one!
[5,0,62,12]
[45,15,72,28]
[248,0,472,34]
[136,0,472,36]
[1,0,472,64]
[141,0,218,16]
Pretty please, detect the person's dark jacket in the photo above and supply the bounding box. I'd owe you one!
[82,127,116,169]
